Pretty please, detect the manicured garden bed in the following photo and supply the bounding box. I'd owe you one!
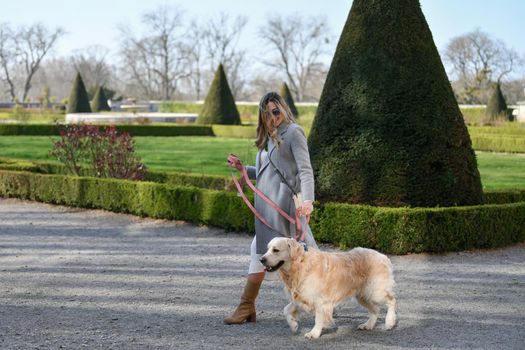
[0,159,523,254]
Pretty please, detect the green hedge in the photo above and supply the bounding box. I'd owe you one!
[0,170,253,232]
[1,157,523,201]
[1,169,524,254]
[469,125,525,136]
[460,107,487,125]
[146,170,234,191]
[0,124,214,136]
[483,189,525,204]
[211,125,256,138]
[0,158,232,191]
[0,124,60,135]
[160,102,318,118]
[470,135,525,153]
[311,201,525,254]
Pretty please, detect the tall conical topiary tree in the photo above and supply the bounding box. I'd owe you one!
[197,64,240,125]
[308,0,483,207]
[91,86,111,112]
[67,73,92,113]
[485,83,508,120]
[280,82,299,117]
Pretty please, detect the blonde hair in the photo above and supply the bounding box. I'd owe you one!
[255,91,296,150]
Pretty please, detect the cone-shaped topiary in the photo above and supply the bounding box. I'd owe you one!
[197,64,240,125]
[308,0,483,207]
[485,83,508,120]
[67,73,92,113]
[280,82,299,117]
[91,86,112,112]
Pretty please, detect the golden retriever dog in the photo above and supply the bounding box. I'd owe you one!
[260,237,397,339]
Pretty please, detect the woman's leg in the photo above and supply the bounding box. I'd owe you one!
[223,272,265,324]
[224,237,266,324]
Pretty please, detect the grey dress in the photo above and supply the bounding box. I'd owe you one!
[246,122,317,254]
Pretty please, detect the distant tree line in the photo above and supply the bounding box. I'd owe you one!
[0,5,333,104]
[443,29,525,104]
[1,6,524,105]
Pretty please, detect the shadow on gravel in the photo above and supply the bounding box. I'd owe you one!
[1,199,524,349]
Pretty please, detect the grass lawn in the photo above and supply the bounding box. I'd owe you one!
[0,136,258,176]
[475,151,525,191]
[0,136,523,191]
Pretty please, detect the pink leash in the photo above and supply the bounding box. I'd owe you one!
[230,164,309,242]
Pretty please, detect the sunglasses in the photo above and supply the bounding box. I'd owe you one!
[270,108,281,117]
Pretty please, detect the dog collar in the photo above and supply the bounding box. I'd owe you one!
[299,240,308,252]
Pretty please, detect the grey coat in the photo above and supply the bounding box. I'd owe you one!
[246,122,315,254]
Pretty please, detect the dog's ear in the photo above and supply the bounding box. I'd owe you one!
[287,239,304,260]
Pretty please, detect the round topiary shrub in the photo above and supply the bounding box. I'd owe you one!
[308,0,484,207]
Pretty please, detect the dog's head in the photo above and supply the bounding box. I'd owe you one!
[260,237,305,272]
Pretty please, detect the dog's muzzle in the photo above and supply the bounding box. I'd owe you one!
[260,257,284,272]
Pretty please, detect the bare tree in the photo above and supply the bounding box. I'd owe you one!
[444,29,523,104]
[118,4,190,100]
[247,71,283,101]
[30,56,76,102]
[0,23,16,100]
[203,13,248,99]
[258,14,332,101]
[0,22,64,102]
[71,45,113,92]
[183,19,206,100]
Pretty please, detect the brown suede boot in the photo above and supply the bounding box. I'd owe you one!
[223,277,262,324]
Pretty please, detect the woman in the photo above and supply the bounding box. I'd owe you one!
[224,91,318,324]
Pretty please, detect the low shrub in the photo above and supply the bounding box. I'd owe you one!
[50,125,146,180]
[0,170,254,232]
[469,124,525,136]
[484,189,525,204]
[0,168,524,254]
[460,107,490,126]
[1,156,523,197]
[312,201,525,254]
[0,124,214,136]
[470,134,525,153]
[211,125,256,138]
[146,170,234,191]
[0,157,235,191]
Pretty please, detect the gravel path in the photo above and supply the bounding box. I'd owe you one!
[0,198,523,349]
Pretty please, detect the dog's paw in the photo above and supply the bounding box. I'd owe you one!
[357,322,374,330]
[304,329,321,339]
[384,320,396,330]
[385,313,397,330]
[287,319,298,334]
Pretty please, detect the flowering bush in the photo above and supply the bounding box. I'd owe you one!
[50,125,146,180]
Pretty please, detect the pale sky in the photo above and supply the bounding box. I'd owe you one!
[3,0,525,71]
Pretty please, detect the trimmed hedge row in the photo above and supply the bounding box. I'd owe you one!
[211,125,256,139]
[311,201,525,254]
[1,157,524,202]
[469,125,525,136]
[160,102,319,119]
[0,158,233,191]
[0,170,254,232]
[483,189,525,204]
[0,124,214,136]
[146,170,233,191]
[0,169,524,254]
[470,134,525,153]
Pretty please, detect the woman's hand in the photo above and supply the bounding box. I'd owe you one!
[297,200,313,216]
[227,154,243,171]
